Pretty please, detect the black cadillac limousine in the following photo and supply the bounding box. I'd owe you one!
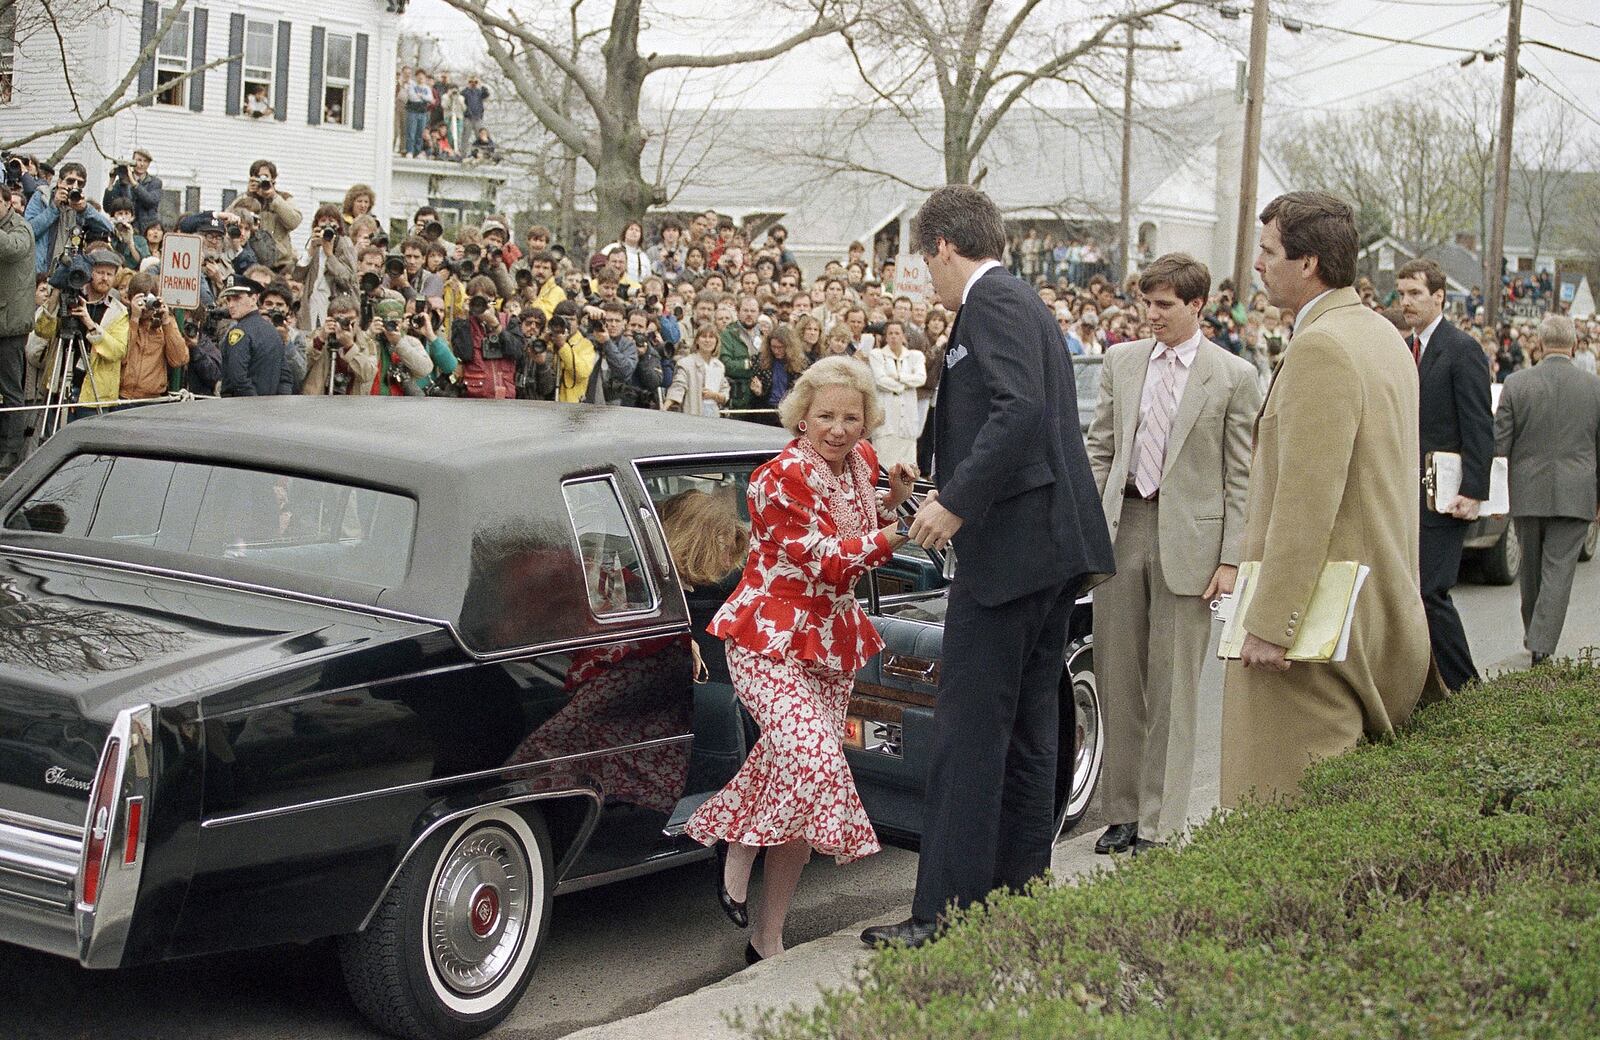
[0,398,1103,1039]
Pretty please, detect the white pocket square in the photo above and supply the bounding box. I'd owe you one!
[945,344,969,369]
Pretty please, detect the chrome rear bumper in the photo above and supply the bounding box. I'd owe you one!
[0,809,82,959]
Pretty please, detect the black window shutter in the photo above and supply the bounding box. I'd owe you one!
[225,13,244,115]
[137,1,159,106]
[352,33,368,131]
[188,7,208,112]
[184,185,201,214]
[220,188,237,208]
[273,20,291,123]
[307,26,324,126]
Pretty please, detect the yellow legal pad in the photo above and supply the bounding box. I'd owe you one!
[1217,561,1370,663]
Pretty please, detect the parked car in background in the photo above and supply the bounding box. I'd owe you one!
[0,399,1103,1040]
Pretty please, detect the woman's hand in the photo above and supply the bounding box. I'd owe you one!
[883,462,919,511]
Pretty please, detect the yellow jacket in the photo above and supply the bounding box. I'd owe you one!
[534,277,566,318]
[35,292,130,408]
[557,332,595,403]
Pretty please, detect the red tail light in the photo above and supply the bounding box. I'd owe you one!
[123,798,144,866]
[79,737,122,909]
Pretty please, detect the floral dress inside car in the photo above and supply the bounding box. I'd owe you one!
[684,437,897,862]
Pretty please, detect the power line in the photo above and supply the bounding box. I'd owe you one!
[1521,53,1600,132]
[1283,17,1486,55]
[1276,9,1491,82]
[1523,39,1600,66]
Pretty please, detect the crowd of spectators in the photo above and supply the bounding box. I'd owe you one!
[1,143,1596,481]
[396,66,495,162]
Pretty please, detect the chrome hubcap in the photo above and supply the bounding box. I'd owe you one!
[1067,643,1102,819]
[428,826,529,996]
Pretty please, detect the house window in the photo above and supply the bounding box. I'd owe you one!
[322,32,353,126]
[155,6,191,107]
[242,19,275,118]
[0,4,17,105]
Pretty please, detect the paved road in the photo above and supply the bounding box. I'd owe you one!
[4,559,1597,1040]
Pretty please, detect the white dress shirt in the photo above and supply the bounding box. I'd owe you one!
[1292,288,1335,338]
[1139,329,1202,425]
[1412,313,1443,360]
[960,258,1004,307]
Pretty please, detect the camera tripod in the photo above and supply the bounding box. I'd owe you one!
[31,327,102,447]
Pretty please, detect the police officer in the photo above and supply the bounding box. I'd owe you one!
[218,275,296,396]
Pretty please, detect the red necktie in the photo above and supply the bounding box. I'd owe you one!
[1410,334,1421,366]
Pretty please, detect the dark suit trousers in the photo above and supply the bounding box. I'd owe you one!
[1419,521,1478,690]
[0,333,26,457]
[1515,516,1590,656]
[912,577,1074,923]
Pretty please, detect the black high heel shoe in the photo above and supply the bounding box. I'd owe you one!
[744,941,763,966]
[715,842,748,928]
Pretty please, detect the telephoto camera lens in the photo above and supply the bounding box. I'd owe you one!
[424,220,443,238]
[227,225,243,239]
[384,255,405,277]
[359,272,382,294]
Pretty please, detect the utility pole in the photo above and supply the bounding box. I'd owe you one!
[1119,23,1137,284]
[1485,0,1522,330]
[1232,0,1270,301]
[1118,21,1180,284]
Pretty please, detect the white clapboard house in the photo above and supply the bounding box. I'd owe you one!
[0,1,515,241]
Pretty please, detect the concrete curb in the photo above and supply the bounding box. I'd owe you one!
[562,829,1115,1040]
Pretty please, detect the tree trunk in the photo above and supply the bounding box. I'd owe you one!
[943,106,975,185]
[558,148,577,254]
[590,1,662,240]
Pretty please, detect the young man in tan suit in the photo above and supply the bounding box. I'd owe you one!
[1221,192,1439,806]
[1087,253,1260,853]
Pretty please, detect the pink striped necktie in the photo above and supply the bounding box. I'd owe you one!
[1133,347,1178,498]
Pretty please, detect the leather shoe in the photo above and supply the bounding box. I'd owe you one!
[1130,837,1167,857]
[1095,822,1138,855]
[714,842,748,929]
[1532,651,1551,666]
[860,917,939,949]
[744,941,763,966]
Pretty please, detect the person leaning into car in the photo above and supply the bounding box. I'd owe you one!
[1085,253,1259,855]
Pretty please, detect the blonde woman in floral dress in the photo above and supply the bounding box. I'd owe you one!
[686,357,918,963]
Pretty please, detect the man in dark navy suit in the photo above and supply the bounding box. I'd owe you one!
[1397,258,1493,691]
[863,185,1114,948]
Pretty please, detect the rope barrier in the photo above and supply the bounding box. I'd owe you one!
[0,392,216,415]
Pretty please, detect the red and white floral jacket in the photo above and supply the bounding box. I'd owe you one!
[709,438,897,674]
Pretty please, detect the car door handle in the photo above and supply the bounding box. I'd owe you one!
[883,653,940,685]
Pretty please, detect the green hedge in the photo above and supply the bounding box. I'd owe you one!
[754,664,1600,1039]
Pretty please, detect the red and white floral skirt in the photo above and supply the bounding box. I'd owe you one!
[685,643,881,863]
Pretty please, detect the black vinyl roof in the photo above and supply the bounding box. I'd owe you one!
[75,397,787,479]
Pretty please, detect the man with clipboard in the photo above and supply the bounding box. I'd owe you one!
[1397,258,1494,692]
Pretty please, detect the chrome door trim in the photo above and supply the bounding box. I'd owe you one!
[0,808,83,842]
[200,734,693,829]
[553,844,714,896]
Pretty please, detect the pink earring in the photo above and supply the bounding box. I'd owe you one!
[797,421,808,433]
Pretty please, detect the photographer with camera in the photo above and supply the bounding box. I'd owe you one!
[119,272,188,401]
[477,220,518,301]
[304,294,377,394]
[102,149,162,234]
[259,282,309,389]
[33,249,128,412]
[550,300,596,404]
[404,304,458,395]
[366,296,434,396]
[512,308,555,401]
[295,205,357,332]
[227,160,301,277]
[450,276,515,399]
[25,162,114,274]
[106,198,150,270]
[587,300,638,407]
[400,237,446,312]
[0,189,35,473]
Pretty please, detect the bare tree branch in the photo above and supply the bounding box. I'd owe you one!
[440,0,609,126]
[647,7,846,71]
[2,52,234,157]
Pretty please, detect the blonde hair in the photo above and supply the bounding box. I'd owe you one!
[778,355,884,435]
[657,490,748,587]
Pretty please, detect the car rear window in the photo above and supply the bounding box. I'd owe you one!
[5,454,416,589]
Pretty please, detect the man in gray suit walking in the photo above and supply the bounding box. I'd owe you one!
[1495,315,1600,664]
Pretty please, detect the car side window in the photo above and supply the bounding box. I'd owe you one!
[562,477,655,617]
[4,453,113,535]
